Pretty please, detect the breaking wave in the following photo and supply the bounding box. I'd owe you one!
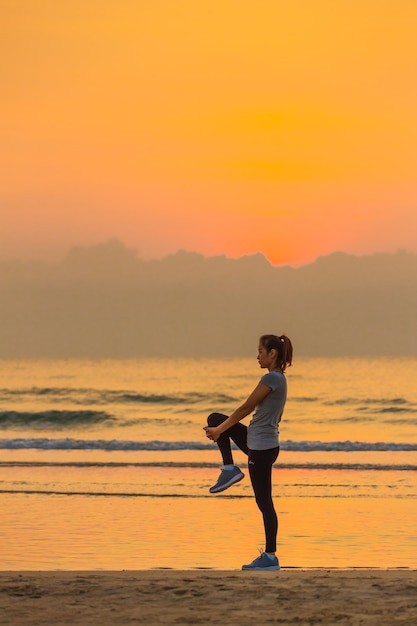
[1,437,416,452]
[0,410,115,429]
[0,387,236,406]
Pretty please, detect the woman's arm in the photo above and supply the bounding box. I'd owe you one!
[204,382,272,442]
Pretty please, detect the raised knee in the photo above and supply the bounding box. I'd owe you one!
[207,412,227,427]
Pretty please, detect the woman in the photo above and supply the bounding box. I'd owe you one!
[204,334,292,571]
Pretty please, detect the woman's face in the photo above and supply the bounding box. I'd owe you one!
[257,343,276,370]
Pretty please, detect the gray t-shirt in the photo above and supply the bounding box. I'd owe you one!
[247,371,287,450]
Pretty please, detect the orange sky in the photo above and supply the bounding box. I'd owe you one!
[2,0,417,265]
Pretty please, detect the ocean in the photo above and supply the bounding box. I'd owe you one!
[1,357,416,570]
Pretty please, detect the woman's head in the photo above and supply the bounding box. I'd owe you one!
[259,334,293,373]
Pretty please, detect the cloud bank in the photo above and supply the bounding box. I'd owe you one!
[1,240,415,358]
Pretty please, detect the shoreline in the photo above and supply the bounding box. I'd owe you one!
[1,569,416,625]
[1,566,416,571]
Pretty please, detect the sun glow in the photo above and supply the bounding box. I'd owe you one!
[1,1,417,264]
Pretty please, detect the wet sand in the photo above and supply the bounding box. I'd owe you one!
[1,569,417,625]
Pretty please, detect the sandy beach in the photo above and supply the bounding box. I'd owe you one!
[1,569,416,626]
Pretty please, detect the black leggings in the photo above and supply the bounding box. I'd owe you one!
[207,412,279,553]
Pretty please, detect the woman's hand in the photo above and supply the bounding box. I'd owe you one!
[203,426,221,442]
